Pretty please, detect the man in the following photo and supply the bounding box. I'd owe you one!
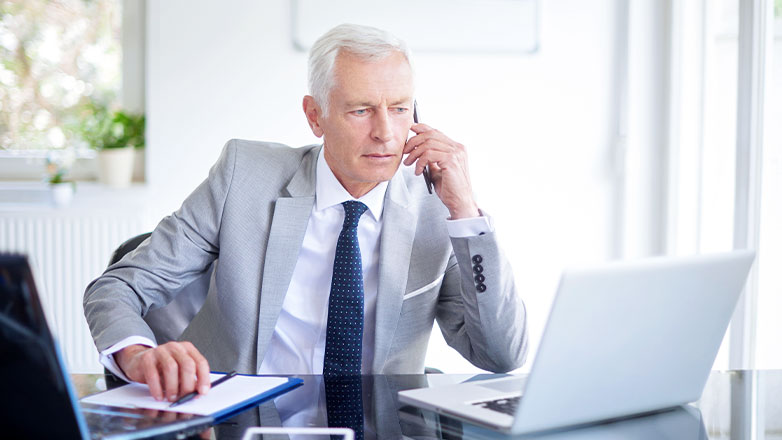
[84,24,527,404]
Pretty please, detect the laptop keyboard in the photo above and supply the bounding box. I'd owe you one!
[473,396,521,416]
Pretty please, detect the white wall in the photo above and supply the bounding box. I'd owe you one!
[146,0,622,373]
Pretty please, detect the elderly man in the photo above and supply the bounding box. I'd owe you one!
[84,24,527,405]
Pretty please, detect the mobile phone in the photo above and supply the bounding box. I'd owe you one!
[413,100,434,194]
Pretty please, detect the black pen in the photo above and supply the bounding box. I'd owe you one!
[169,370,237,408]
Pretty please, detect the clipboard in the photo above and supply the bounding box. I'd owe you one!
[82,373,304,423]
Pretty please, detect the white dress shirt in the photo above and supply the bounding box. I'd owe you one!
[100,148,492,379]
[258,150,387,374]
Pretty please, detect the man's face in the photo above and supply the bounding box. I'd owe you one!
[305,51,414,197]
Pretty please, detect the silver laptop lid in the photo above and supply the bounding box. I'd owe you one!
[514,250,754,433]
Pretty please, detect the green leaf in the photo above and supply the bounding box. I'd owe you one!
[68,100,145,150]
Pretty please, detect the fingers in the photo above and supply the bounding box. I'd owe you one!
[404,125,443,154]
[403,136,465,174]
[140,351,164,401]
[159,348,180,402]
[184,342,211,395]
[404,125,478,218]
[409,122,435,134]
[412,149,451,175]
[129,342,211,402]
[169,345,195,400]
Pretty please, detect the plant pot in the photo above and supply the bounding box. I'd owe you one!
[98,147,135,188]
[50,182,75,206]
[133,148,145,181]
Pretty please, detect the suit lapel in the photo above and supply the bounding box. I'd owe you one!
[372,174,416,372]
[255,147,319,369]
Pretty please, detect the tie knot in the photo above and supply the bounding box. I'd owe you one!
[341,201,368,229]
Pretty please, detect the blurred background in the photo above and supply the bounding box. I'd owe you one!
[0,0,780,376]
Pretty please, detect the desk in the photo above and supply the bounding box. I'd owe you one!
[72,370,781,439]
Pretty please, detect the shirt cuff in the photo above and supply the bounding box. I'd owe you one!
[99,336,157,383]
[446,210,495,238]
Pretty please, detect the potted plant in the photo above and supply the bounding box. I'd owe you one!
[74,102,145,188]
[45,149,76,206]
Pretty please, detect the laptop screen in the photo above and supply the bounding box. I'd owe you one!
[0,254,85,439]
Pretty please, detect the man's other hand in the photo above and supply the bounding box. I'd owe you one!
[115,342,211,402]
[403,123,480,219]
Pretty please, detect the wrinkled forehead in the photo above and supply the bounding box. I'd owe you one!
[330,50,415,105]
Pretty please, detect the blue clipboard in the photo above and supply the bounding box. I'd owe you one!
[211,376,304,423]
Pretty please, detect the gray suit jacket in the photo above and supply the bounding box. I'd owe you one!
[84,140,527,374]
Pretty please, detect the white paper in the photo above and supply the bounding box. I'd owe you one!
[81,373,291,415]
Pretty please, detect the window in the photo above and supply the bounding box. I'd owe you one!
[668,0,782,369]
[755,0,782,368]
[0,0,122,173]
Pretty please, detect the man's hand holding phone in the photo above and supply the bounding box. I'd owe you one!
[403,107,480,220]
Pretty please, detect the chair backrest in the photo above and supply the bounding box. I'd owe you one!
[109,232,211,344]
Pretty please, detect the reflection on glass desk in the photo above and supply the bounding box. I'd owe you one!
[72,370,781,439]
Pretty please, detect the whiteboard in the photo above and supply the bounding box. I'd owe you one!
[291,0,539,54]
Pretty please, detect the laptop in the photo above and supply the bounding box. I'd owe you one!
[399,251,755,434]
[0,254,213,439]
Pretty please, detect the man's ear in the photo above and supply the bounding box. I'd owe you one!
[303,95,324,138]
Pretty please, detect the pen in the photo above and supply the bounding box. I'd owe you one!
[169,370,238,408]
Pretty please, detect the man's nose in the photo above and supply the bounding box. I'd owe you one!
[370,111,394,143]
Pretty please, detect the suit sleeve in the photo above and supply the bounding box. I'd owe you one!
[83,140,238,351]
[435,231,528,373]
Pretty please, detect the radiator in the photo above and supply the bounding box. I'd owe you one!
[0,198,155,373]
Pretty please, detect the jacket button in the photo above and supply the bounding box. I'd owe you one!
[476,283,487,292]
[473,264,484,274]
[472,254,483,264]
[474,274,485,283]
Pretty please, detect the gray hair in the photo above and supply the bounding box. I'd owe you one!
[308,23,414,114]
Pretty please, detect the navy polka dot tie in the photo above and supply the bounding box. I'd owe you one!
[324,201,367,440]
[324,375,364,440]
[324,200,368,376]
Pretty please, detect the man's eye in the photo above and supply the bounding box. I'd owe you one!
[353,109,368,115]
[393,107,408,114]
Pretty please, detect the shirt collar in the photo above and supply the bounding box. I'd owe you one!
[315,147,388,222]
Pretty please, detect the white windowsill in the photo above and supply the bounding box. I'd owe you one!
[0,149,146,182]
[0,181,152,214]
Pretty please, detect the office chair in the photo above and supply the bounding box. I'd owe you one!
[109,232,211,345]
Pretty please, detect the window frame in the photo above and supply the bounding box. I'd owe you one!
[0,0,146,182]
[666,0,773,370]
